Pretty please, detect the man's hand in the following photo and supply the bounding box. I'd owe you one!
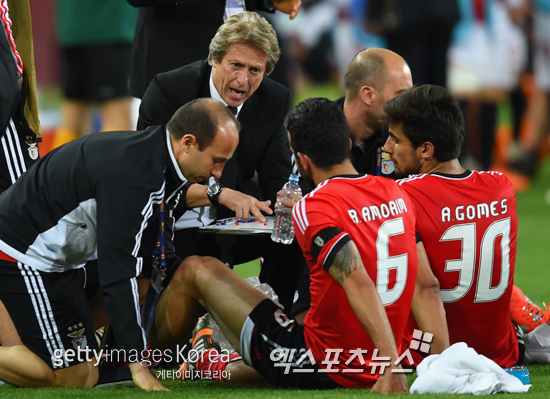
[370,369,408,394]
[272,0,301,19]
[218,188,272,222]
[129,362,169,391]
[275,188,303,211]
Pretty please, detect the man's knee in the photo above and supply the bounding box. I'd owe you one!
[171,255,225,288]
[54,361,99,388]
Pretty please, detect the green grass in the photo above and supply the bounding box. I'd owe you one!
[513,158,550,306]
[1,366,549,397]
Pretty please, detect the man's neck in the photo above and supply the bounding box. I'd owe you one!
[343,98,377,146]
[421,158,466,175]
[313,160,358,185]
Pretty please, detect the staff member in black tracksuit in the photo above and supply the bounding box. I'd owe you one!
[0,99,242,390]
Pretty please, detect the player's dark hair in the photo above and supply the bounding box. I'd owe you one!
[285,97,350,169]
[383,85,465,161]
[168,98,239,150]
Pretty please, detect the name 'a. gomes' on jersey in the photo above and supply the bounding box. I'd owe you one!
[441,199,508,223]
[347,198,409,224]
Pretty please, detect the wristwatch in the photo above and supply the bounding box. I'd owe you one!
[207,183,224,206]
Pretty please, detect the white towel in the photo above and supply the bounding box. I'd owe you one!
[410,342,531,395]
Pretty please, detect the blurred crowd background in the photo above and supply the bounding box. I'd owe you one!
[29,0,550,192]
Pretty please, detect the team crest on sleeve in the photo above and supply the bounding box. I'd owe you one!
[26,142,39,160]
[381,152,395,175]
[67,323,87,350]
[314,236,324,248]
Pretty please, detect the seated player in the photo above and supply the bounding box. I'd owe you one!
[149,97,419,392]
[381,84,541,367]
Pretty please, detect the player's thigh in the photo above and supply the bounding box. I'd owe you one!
[0,260,99,371]
[182,256,266,346]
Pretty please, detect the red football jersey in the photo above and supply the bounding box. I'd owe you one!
[292,174,417,388]
[398,171,519,368]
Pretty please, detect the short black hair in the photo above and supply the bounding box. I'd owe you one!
[383,85,465,162]
[285,97,350,169]
[167,98,239,150]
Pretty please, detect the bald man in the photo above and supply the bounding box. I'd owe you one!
[339,48,413,177]
[290,48,415,321]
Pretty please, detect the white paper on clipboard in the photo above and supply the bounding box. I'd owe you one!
[200,216,274,235]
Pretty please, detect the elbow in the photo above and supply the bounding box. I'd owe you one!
[416,276,441,296]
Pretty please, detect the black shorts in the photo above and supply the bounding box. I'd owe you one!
[291,265,311,318]
[61,43,132,102]
[0,114,40,195]
[241,299,340,389]
[0,259,98,369]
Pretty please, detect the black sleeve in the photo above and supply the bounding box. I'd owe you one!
[137,75,180,130]
[96,176,161,354]
[0,23,19,133]
[247,0,275,12]
[255,87,293,205]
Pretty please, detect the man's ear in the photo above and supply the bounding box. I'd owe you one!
[181,134,197,152]
[359,85,376,107]
[418,141,435,160]
[297,152,311,173]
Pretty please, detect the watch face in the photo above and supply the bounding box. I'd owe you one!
[208,184,219,196]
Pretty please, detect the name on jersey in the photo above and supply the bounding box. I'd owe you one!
[348,198,408,224]
[441,199,508,223]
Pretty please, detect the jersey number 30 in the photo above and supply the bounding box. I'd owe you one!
[439,218,511,303]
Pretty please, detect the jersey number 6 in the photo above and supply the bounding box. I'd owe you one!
[376,217,408,306]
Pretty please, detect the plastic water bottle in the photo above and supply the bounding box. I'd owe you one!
[271,174,301,244]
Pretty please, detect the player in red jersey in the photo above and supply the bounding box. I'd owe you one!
[382,84,524,368]
[289,97,420,390]
[150,97,419,392]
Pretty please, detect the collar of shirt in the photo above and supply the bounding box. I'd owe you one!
[351,130,388,153]
[165,128,189,204]
[209,71,243,117]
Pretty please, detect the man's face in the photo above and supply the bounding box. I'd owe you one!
[369,63,413,129]
[382,122,422,177]
[295,153,315,188]
[289,132,315,187]
[212,42,268,108]
[180,121,239,183]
